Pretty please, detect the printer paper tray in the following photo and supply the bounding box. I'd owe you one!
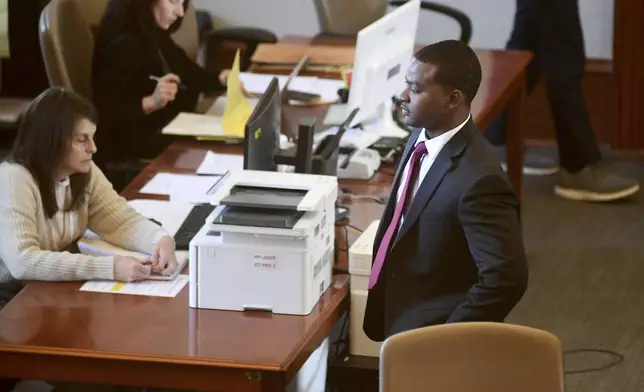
[213,205,304,229]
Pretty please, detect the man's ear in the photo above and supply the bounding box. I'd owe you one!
[446,89,463,110]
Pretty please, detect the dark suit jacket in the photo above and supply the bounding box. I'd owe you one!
[363,119,528,342]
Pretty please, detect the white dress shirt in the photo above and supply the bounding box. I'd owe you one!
[396,115,471,225]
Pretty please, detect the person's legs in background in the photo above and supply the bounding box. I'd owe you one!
[487,0,639,201]
[536,0,638,201]
[485,0,560,176]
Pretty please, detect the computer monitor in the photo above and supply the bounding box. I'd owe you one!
[244,77,317,174]
[347,0,420,131]
[244,76,282,172]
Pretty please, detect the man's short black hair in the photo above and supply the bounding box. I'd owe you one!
[414,40,482,104]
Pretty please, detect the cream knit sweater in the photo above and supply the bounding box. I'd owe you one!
[0,161,170,283]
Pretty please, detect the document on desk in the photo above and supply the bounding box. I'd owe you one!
[126,199,194,236]
[162,112,230,138]
[139,172,224,203]
[79,275,189,298]
[0,0,8,58]
[221,49,253,138]
[239,72,344,103]
[196,151,243,175]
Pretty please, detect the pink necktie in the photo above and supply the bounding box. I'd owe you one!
[369,142,427,289]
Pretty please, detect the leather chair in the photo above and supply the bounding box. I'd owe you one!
[314,0,472,43]
[38,0,94,100]
[38,0,141,190]
[380,322,565,392]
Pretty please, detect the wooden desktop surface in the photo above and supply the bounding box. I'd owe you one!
[0,141,352,392]
[0,37,532,392]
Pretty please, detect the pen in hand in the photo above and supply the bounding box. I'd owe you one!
[149,75,187,90]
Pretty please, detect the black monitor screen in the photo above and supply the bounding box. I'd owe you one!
[244,77,281,171]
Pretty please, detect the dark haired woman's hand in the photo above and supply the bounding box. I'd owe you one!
[142,73,181,113]
[219,69,251,97]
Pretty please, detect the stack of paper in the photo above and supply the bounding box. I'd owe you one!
[80,275,189,298]
[162,49,253,140]
[238,72,345,103]
[139,172,225,204]
[196,151,244,175]
[78,199,192,282]
[126,199,194,236]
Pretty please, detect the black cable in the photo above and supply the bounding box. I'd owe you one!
[347,224,364,235]
[563,348,624,375]
[331,310,350,358]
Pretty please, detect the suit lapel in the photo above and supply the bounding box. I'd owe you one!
[393,120,477,247]
[373,129,420,251]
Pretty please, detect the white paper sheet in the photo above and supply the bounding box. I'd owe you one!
[79,275,189,297]
[196,151,244,175]
[139,173,223,204]
[238,73,288,94]
[162,112,225,137]
[238,72,344,103]
[125,199,194,236]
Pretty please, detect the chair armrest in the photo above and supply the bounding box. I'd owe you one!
[201,27,277,71]
[389,1,472,44]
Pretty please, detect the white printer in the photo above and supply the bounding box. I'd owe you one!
[189,170,337,316]
[348,220,382,357]
[337,148,382,180]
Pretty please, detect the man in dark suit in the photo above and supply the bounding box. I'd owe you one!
[363,40,529,342]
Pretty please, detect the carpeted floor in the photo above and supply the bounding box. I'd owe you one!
[507,153,644,391]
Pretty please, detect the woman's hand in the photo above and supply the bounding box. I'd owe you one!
[142,73,181,113]
[218,69,250,97]
[114,256,152,282]
[151,236,178,276]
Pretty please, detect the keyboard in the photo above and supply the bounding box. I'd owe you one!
[173,204,216,250]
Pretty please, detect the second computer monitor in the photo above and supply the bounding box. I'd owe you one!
[347,0,420,126]
[244,77,281,172]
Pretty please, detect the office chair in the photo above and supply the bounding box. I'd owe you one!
[38,0,145,190]
[314,0,472,43]
[38,0,94,100]
[379,322,565,392]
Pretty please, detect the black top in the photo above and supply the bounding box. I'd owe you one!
[92,1,224,163]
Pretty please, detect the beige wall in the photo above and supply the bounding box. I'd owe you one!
[193,0,615,60]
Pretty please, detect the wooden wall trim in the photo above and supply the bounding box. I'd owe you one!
[585,59,612,74]
[612,0,644,150]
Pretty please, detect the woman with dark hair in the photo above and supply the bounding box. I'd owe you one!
[0,87,179,307]
[92,0,233,165]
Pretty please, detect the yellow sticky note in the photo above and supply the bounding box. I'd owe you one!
[111,282,125,292]
[0,0,9,59]
[221,49,253,138]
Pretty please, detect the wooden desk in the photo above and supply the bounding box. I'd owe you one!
[0,142,352,392]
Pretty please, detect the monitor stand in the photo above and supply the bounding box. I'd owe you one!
[324,99,409,140]
[358,99,409,139]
